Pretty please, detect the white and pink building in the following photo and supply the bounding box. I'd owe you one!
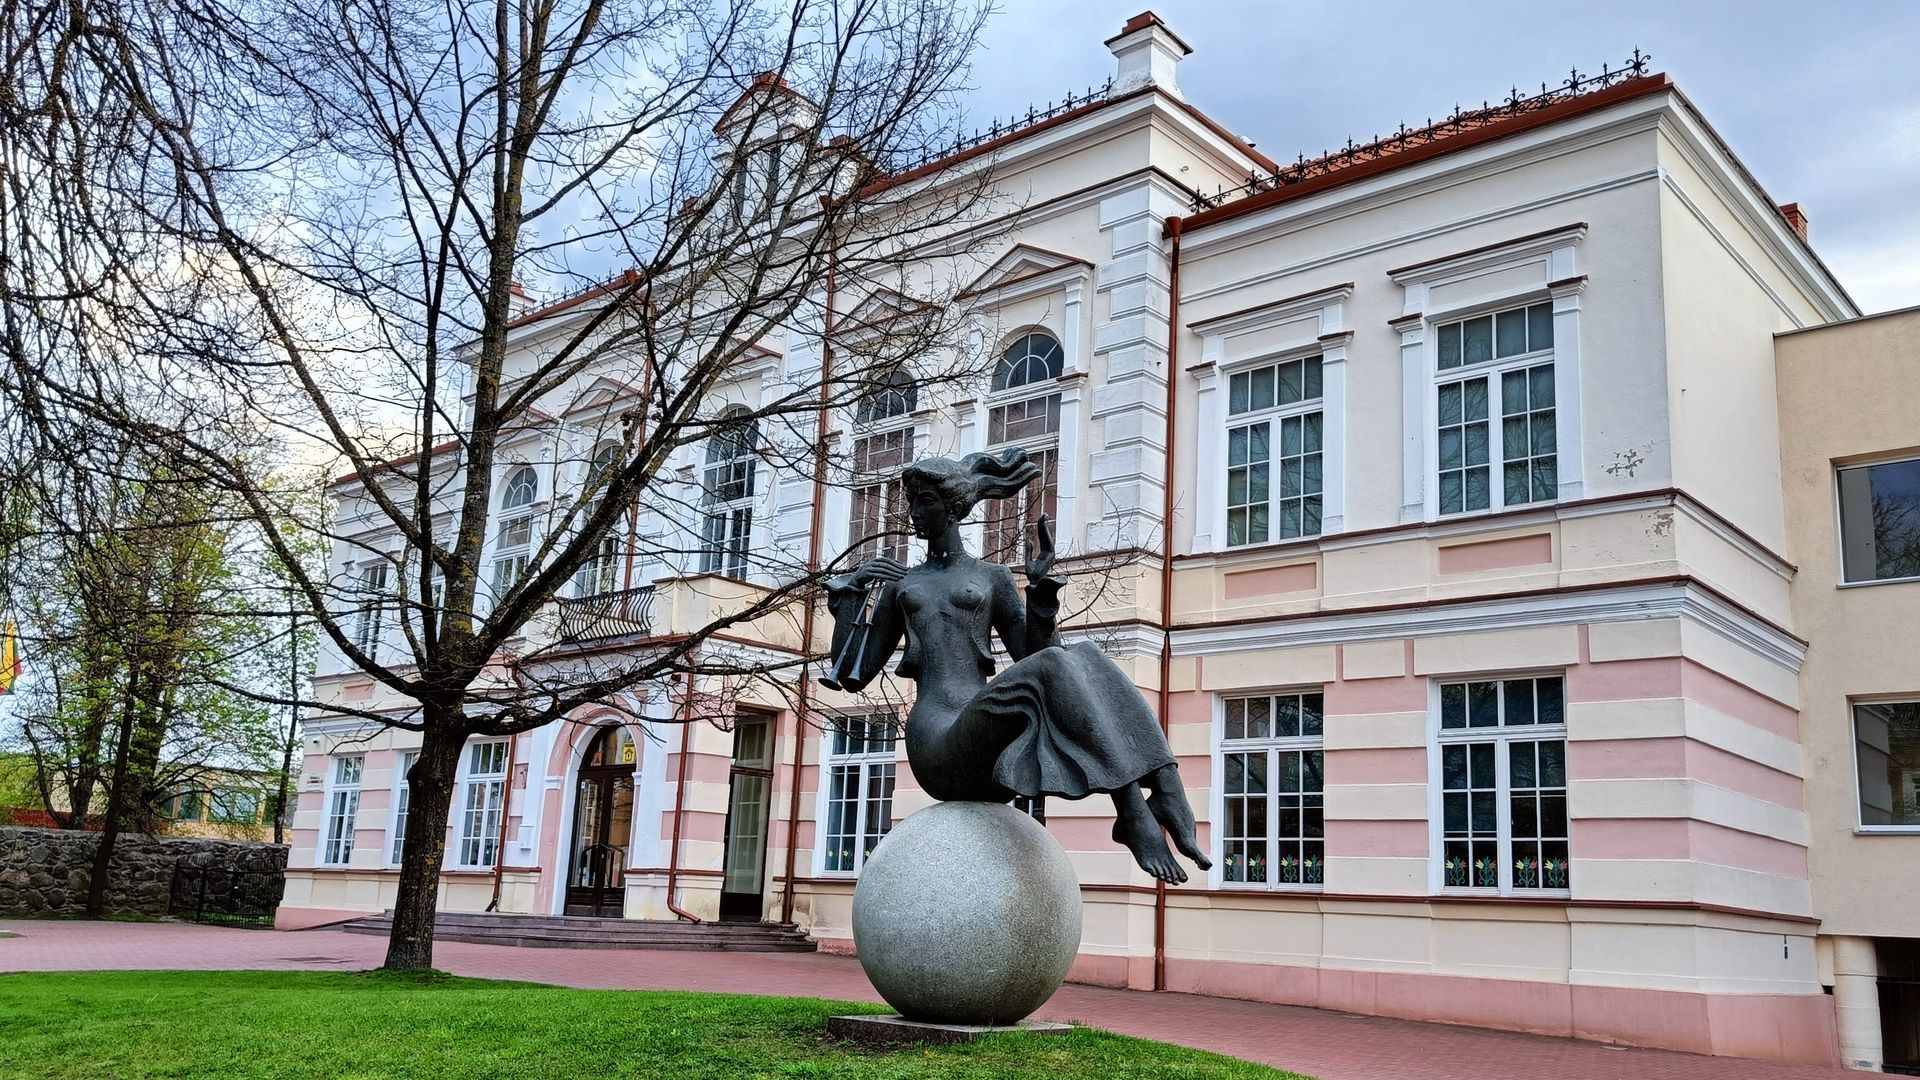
[282,14,1920,1070]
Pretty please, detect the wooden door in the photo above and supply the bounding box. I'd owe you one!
[565,726,636,917]
[718,711,774,922]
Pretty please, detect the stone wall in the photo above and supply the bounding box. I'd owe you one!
[0,826,287,918]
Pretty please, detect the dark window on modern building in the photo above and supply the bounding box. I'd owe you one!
[1839,457,1920,583]
[1856,701,1920,828]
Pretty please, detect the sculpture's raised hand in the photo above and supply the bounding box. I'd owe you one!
[850,555,909,588]
[1024,514,1057,585]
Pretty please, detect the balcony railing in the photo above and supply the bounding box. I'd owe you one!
[555,585,655,643]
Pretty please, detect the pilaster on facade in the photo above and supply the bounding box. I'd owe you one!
[770,309,827,573]
[1086,183,1180,552]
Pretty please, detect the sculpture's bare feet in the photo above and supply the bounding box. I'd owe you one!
[1144,764,1213,870]
[1112,785,1187,884]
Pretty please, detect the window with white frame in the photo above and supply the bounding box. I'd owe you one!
[701,409,758,579]
[389,750,419,864]
[821,715,897,874]
[457,741,508,867]
[1855,701,1920,829]
[574,443,623,597]
[351,562,390,657]
[322,755,363,865]
[1219,690,1324,886]
[1838,456,1920,584]
[854,367,918,425]
[492,466,538,598]
[850,428,912,564]
[731,141,783,222]
[984,332,1062,562]
[1434,302,1556,515]
[1226,356,1324,545]
[1435,675,1569,892]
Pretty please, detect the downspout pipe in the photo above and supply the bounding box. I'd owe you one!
[1154,213,1184,992]
[665,668,701,923]
[781,230,838,925]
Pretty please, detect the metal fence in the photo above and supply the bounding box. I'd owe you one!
[168,864,283,923]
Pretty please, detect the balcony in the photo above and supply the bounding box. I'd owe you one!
[555,585,655,643]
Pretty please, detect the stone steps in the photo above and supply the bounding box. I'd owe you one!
[334,911,816,952]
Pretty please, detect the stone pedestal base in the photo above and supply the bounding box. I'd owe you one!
[827,1013,1074,1046]
[851,802,1083,1025]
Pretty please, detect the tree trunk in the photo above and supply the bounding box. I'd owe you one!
[382,717,467,971]
[84,689,143,917]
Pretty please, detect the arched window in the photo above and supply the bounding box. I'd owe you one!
[501,466,538,509]
[581,724,636,768]
[492,465,539,600]
[984,332,1063,562]
[854,368,918,425]
[701,409,759,578]
[991,332,1064,392]
[586,443,620,493]
[574,444,623,597]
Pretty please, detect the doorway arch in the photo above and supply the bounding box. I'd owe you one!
[564,724,637,917]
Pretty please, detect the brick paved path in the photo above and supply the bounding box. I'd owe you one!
[0,920,1853,1080]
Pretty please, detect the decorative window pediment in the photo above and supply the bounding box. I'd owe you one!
[958,244,1093,304]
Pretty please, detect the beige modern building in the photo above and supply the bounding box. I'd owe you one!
[1778,306,1920,1072]
[279,13,1917,1069]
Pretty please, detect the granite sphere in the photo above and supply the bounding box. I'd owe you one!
[850,801,1082,1025]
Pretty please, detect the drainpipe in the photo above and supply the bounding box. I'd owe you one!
[664,668,701,923]
[485,733,519,912]
[780,231,838,925]
[1153,214,1184,992]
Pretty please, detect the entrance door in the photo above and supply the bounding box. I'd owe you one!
[565,726,636,917]
[719,711,774,922]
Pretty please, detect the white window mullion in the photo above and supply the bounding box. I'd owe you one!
[1494,730,1514,893]
[1265,747,1281,888]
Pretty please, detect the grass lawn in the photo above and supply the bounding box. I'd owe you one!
[0,970,1306,1079]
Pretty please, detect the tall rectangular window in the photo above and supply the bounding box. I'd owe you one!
[390,750,419,865]
[850,428,912,563]
[322,756,363,865]
[984,400,1059,563]
[1435,302,1556,514]
[1219,690,1324,887]
[1838,457,1920,584]
[457,741,508,867]
[821,715,897,875]
[1226,356,1323,546]
[352,563,390,656]
[1856,701,1920,829]
[1435,675,1569,892]
[701,414,759,579]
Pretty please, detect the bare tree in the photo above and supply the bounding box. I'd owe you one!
[2,0,1016,968]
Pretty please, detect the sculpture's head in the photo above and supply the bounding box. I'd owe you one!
[901,448,1040,539]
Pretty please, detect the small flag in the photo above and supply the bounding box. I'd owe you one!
[0,620,19,695]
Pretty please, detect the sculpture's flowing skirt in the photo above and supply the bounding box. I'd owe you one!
[916,640,1174,801]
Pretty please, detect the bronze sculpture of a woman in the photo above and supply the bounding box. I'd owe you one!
[821,448,1210,884]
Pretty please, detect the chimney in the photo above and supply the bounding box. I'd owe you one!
[1778,202,1810,240]
[1106,11,1191,100]
[507,281,536,317]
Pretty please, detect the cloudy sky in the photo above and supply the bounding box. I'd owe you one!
[961,1,1919,314]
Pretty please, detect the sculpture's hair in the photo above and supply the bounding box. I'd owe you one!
[901,448,1040,519]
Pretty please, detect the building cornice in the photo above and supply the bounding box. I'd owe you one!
[1168,575,1805,676]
